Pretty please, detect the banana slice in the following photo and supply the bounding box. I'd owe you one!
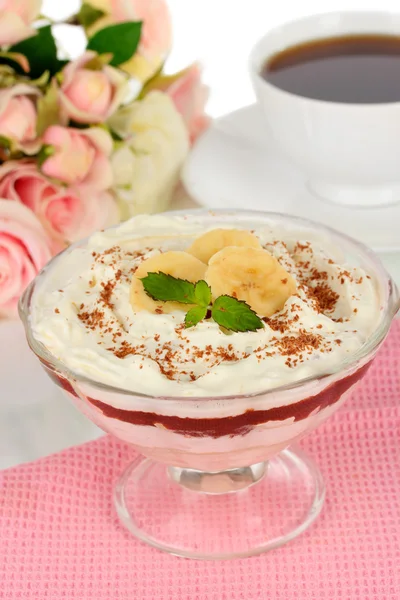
[187,228,261,264]
[130,251,207,313]
[205,246,297,317]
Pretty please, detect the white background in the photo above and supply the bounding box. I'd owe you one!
[166,0,400,116]
[2,0,400,471]
[43,0,400,117]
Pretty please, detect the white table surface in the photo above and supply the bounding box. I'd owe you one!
[3,0,400,470]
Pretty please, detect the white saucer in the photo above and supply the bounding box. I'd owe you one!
[183,104,400,253]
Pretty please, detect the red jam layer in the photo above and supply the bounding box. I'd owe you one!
[81,362,372,438]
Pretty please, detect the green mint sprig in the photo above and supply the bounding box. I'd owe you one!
[140,273,264,332]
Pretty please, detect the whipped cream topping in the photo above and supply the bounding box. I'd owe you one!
[31,215,381,397]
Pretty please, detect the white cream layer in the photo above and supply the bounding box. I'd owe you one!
[31,214,381,397]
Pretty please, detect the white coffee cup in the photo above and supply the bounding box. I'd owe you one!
[249,11,400,207]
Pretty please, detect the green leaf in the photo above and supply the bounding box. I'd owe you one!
[140,272,197,304]
[57,59,68,71]
[78,2,105,28]
[211,296,264,333]
[0,135,11,160]
[29,70,50,88]
[139,273,264,333]
[9,25,62,79]
[194,280,211,308]
[0,51,29,73]
[84,53,113,70]
[140,65,190,97]
[37,144,55,168]
[36,84,60,136]
[0,136,10,150]
[87,21,142,67]
[185,306,207,328]
[0,65,18,88]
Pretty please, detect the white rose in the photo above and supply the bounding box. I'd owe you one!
[110,91,189,217]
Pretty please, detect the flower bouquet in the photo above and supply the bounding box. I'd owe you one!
[0,0,209,317]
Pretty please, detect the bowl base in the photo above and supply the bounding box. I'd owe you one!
[114,447,325,560]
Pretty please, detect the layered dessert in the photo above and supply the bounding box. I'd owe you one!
[31,213,382,469]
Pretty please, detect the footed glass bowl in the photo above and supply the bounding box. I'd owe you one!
[19,211,399,560]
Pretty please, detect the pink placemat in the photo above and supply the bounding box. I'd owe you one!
[1,324,400,600]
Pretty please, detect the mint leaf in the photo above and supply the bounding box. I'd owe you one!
[185,306,207,328]
[140,272,197,304]
[87,22,142,67]
[212,296,264,333]
[194,280,211,307]
[9,25,61,78]
[78,2,105,28]
[139,272,264,332]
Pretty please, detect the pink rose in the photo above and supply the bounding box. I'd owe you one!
[58,51,128,124]
[0,161,119,245]
[42,186,119,244]
[165,64,210,144]
[0,0,42,46]
[41,126,113,191]
[86,0,172,82]
[0,84,40,154]
[0,200,53,318]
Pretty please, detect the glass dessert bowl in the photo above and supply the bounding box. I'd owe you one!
[19,210,399,560]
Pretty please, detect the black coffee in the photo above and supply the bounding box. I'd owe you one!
[262,34,400,103]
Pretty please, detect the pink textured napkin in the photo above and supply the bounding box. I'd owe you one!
[1,324,399,600]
